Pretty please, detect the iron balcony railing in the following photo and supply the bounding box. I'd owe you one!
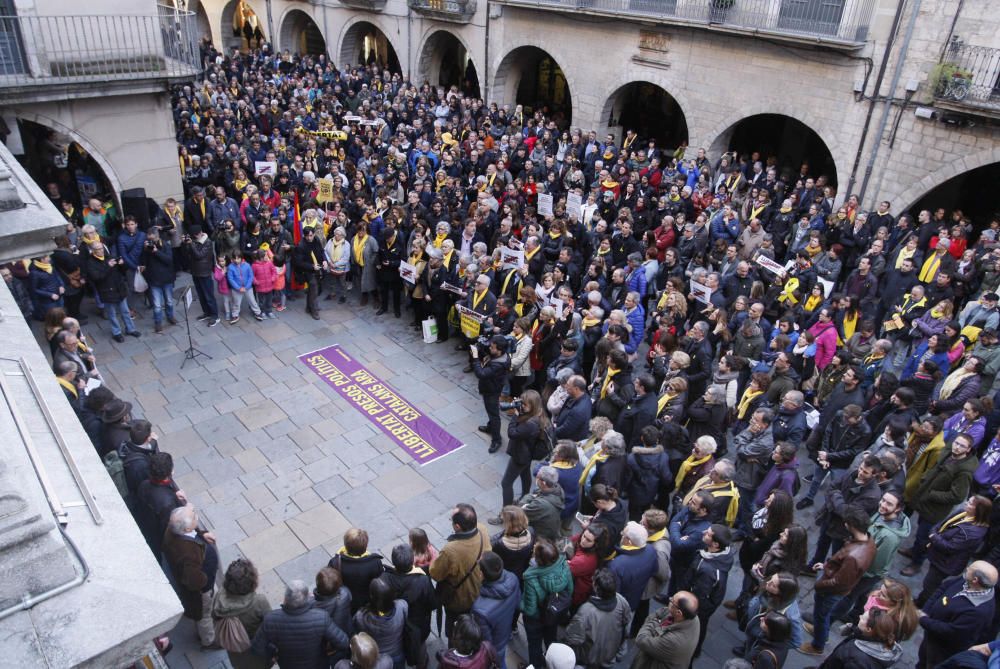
[0,5,201,89]
[493,0,874,46]
[933,37,1000,112]
[409,0,477,21]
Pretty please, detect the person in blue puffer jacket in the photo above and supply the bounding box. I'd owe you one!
[471,553,520,669]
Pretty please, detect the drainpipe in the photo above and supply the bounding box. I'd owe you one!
[857,0,922,206]
[484,0,491,102]
[0,524,90,622]
[265,0,274,47]
[845,0,906,198]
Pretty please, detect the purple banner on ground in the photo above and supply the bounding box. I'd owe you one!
[299,344,464,464]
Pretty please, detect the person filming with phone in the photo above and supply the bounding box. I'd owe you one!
[471,334,510,454]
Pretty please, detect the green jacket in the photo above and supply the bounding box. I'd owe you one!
[866,512,911,578]
[520,554,573,618]
[913,454,979,523]
[974,342,1000,389]
[520,486,565,543]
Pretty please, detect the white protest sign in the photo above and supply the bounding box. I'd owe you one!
[691,281,712,305]
[254,161,277,177]
[537,193,553,217]
[500,247,524,270]
[566,193,583,221]
[755,254,786,276]
[399,261,417,284]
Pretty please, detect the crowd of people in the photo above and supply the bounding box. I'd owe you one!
[7,39,1000,669]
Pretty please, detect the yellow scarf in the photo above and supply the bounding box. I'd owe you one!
[864,352,885,366]
[675,454,711,490]
[472,289,488,310]
[501,269,517,296]
[338,547,370,558]
[328,239,346,263]
[938,511,973,533]
[647,528,666,543]
[778,277,799,305]
[199,198,206,219]
[582,316,601,329]
[443,250,454,269]
[524,246,541,262]
[919,252,943,283]
[600,368,620,399]
[433,233,448,249]
[57,376,78,398]
[353,234,367,266]
[33,260,53,273]
[579,451,609,486]
[804,294,823,312]
[548,230,562,240]
[682,477,740,526]
[736,388,763,420]
[894,246,915,269]
[657,392,677,416]
[843,312,858,342]
[751,203,767,221]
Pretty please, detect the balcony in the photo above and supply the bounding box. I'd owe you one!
[0,5,201,103]
[932,37,1000,117]
[338,0,387,10]
[409,0,477,23]
[491,0,874,48]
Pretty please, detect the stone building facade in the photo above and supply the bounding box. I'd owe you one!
[190,0,999,214]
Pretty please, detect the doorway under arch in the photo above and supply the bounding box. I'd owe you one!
[493,46,572,127]
[710,113,838,187]
[14,118,120,211]
[339,21,400,73]
[221,0,267,52]
[417,31,480,98]
[908,161,1000,232]
[278,9,326,56]
[601,81,688,153]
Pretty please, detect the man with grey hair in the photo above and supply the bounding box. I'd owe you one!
[609,520,657,613]
[554,374,592,442]
[162,505,219,648]
[731,408,775,535]
[772,388,808,449]
[460,273,497,373]
[683,322,713,401]
[518,465,565,542]
[251,579,350,667]
[683,459,740,526]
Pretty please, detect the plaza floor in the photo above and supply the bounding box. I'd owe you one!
[44,279,921,669]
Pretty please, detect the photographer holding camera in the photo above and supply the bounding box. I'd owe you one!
[471,334,510,454]
[138,227,176,334]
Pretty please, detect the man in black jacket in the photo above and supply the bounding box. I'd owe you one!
[554,376,593,442]
[808,454,882,570]
[376,226,405,317]
[615,374,658,449]
[182,225,220,325]
[683,322,713,403]
[472,335,510,453]
[292,227,327,320]
[136,451,185,561]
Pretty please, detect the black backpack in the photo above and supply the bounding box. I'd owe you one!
[531,422,555,461]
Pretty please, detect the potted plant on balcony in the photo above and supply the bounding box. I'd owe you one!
[930,63,974,100]
[709,0,735,24]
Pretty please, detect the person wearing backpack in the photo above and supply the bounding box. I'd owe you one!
[615,374,659,450]
[521,539,573,669]
[120,419,159,502]
[519,466,566,543]
[625,425,673,522]
[211,558,271,669]
[490,390,547,523]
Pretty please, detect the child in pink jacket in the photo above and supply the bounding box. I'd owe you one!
[251,249,278,319]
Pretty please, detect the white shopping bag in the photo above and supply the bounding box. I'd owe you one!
[133,271,148,293]
[422,318,438,344]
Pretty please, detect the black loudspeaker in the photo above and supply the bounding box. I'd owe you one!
[121,188,151,229]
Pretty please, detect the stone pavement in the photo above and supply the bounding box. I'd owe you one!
[40,279,922,669]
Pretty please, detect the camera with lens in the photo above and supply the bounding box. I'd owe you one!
[499,398,523,412]
[474,335,492,359]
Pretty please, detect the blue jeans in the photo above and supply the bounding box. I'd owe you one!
[105,298,136,336]
[911,516,935,565]
[812,591,845,650]
[192,274,218,319]
[149,283,175,326]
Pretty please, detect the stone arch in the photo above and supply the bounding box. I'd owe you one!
[491,45,575,127]
[598,80,690,150]
[164,0,212,43]
[894,146,1000,213]
[703,107,843,187]
[337,18,401,73]
[221,0,267,52]
[277,8,326,56]
[415,29,481,98]
[13,110,124,204]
